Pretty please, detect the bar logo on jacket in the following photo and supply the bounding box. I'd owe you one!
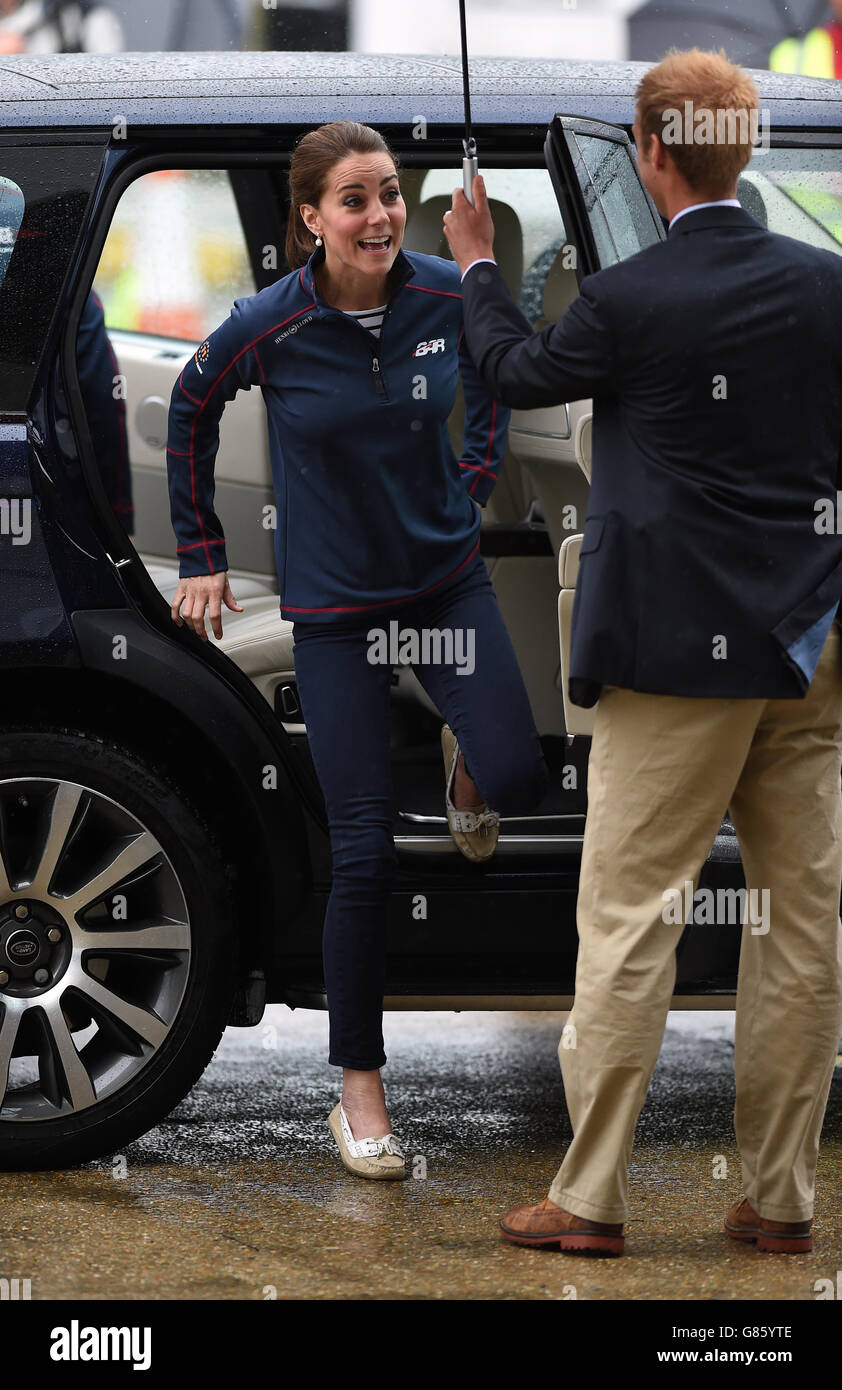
[413,337,446,356]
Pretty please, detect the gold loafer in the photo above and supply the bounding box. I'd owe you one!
[328,1103,407,1181]
[441,723,500,862]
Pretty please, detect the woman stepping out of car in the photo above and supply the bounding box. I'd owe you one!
[167,122,549,1178]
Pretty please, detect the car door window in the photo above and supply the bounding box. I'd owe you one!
[574,133,662,263]
[737,147,842,253]
[77,168,273,590]
[409,165,571,525]
[550,121,663,270]
[413,165,568,312]
[0,176,24,289]
[95,169,255,340]
[0,145,106,410]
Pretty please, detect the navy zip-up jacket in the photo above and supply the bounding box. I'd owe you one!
[166,242,510,620]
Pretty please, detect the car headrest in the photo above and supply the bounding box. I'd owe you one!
[403,195,524,299]
[559,531,582,587]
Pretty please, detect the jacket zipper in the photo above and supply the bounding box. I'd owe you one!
[319,299,392,401]
[371,353,385,397]
[312,258,404,401]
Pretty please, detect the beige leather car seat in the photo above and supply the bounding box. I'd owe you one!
[509,243,596,736]
[507,244,591,556]
[558,411,596,737]
[217,593,299,721]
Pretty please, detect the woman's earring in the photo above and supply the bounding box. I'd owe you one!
[315,235,322,246]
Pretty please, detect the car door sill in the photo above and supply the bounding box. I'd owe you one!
[282,990,738,1011]
[394,833,585,854]
[394,827,742,862]
[397,810,586,824]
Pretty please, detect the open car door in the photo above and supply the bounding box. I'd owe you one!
[543,115,664,736]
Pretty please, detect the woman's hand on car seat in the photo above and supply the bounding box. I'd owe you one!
[171,573,244,641]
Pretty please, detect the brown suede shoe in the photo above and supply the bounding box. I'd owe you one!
[499,1197,624,1256]
[724,1197,813,1254]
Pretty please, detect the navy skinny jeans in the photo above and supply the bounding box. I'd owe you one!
[291,548,550,1069]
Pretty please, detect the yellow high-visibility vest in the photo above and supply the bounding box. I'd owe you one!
[770,26,837,77]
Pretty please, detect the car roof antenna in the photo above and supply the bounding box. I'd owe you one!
[458,0,478,205]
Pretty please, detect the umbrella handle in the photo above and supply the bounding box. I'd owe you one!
[462,136,478,206]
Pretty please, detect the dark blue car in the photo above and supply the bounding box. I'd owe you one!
[0,50,840,1168]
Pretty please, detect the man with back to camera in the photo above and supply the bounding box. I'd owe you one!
[443,47,842,1256]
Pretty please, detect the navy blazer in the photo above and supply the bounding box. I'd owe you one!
[461,205,842,707]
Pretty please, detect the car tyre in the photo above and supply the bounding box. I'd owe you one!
[0,725,237,1170]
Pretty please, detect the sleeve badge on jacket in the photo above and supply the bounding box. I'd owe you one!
[194,339,210,374]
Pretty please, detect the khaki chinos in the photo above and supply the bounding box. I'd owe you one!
[549,622,842,1225]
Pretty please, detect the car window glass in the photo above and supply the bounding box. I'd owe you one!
[415,167,569,323]
[572,133,661,265]
[738,148,842,255]
[0,175,24,289]
[413,165,577,533]
[75,168,263,584]
[94,169,256,339]
[0,144,106,410]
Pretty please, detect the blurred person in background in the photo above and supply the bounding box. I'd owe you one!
[770,0,842,76]
[252,0,347,53]
[168,0,242,52]
[0,0,122,53]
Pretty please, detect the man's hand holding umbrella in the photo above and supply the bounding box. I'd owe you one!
[442,173,496,274]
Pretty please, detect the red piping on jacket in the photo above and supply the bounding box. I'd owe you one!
[172,302,315,570]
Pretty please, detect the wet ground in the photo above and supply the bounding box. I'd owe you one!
[1,1008,840,1301]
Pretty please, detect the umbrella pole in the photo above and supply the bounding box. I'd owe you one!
[459,0,478,204]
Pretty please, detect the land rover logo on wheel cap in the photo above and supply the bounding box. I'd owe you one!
[6,930,39,963]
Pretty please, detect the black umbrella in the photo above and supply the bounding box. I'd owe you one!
[628,0,832,68]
